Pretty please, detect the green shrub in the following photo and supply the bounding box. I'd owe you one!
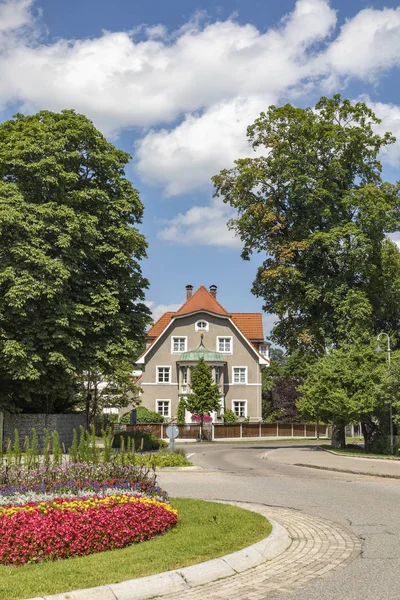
[134,450,191,467]
[177,397,187,425]
[113,431,166,451]
[120,407,165,424]
[222,409,238,424]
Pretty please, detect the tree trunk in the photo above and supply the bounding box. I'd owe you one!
[200,415,204,441]
[331,420,346,448]
[361,419,379,452]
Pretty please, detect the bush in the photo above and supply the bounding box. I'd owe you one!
[113,432,166,451]
[222,409,238,424]
[120,407,165,424]
[177,397,186,425]
[133,450,191,468]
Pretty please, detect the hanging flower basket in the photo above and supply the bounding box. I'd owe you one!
[191,414,212,423]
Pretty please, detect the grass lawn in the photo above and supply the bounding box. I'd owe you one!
[320,445,400,460]
[0,498,271,600]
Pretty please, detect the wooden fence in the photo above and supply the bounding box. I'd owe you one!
[121,422,328,441]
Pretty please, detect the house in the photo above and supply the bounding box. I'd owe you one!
[131,285,270,422]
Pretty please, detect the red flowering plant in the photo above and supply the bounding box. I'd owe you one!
[0,463,177,565]
[191,414,213,423]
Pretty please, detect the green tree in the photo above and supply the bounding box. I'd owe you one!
[0,110,151,411]
[213,95,400,353]
[177,397,187,425]
[75,362,140,425]
[185,358,221,439]
[298,343,386,449]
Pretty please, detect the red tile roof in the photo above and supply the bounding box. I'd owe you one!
[144,288,265,349]
[231,313,264,341]
[175,286,229,316]
[147,312,175,338]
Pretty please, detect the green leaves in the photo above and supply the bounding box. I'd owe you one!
[185,358,221,418]
[0,110,151,410]
[298,343,386,424]
[213,95,400,353]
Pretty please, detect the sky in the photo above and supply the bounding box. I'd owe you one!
[0,0,399,340]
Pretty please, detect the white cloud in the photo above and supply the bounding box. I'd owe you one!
[0,0,399,250]
[144,301,181,322]
[0,0,337,134]
[0,0,33,32]
[367,100,400,167]
[136,96,268,196]
[320,6,400,81]
[159,198,240,248]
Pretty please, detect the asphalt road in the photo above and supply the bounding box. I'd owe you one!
[157,442,400,600]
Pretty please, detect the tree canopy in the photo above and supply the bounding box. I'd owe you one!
[0,110,151,411]
[213,95,400,353]
[297,343,387,448]
[185,358,221,437]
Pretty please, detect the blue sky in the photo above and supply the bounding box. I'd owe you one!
[0,0,399,339]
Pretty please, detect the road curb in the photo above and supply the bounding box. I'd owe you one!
[319,446,400,462]
[293,462,400,479]
[25,503,291,600]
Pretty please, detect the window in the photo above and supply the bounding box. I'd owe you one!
[172,337,187,353]
[217,337,232,353]
[157,366,171,383]
[259,344,269,357]
[233,367,247,384]
[214,369,220,385]
[182,367,188,384]
[233,401,247,418]
[156,400,171,417]
[195,320,209,332]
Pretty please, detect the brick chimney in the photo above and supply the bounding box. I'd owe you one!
[209,285,217,298]
[186,284,193,300]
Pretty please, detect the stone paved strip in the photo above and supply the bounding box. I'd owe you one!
[159,503,361,600]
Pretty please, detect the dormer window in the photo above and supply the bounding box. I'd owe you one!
[195,320,209,332]
[259,344,269,358]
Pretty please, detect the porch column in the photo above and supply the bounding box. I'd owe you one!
[178,366,182,390]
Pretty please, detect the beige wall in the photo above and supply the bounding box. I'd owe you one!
[131,311,264,422]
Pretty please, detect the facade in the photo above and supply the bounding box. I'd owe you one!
[132,285,270,422]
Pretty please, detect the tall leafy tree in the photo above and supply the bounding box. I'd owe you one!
[0,110,151,411]
[185,358,221,440]
[298,343,386,449]
[213,95,400,353]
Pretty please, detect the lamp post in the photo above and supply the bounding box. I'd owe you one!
[376,332,393,455]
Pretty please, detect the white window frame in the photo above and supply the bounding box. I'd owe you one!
[195,320,209,332]
[156,366,172,384]
[259,344,269,358]
[171,336,187,354]
[182,366,188,384]
[232,400,247,418]
[156,399,171,418]
[217,336,233,354]
[232,366,248,384]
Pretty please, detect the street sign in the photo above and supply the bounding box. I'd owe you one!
[165,424,179,439]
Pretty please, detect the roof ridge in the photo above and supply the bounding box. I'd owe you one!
[175,285,229,316]
[231,312,263,315]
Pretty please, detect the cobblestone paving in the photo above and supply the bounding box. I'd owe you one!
[161,503,361,600]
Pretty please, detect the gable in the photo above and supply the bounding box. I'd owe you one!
[175,285,229,316]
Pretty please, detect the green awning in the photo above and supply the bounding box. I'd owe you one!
[179,337,225,363]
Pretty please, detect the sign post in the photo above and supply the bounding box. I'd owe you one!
[165,423,179,450]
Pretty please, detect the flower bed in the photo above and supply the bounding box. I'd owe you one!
[0,463,168,501]
[0,463,177,566]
